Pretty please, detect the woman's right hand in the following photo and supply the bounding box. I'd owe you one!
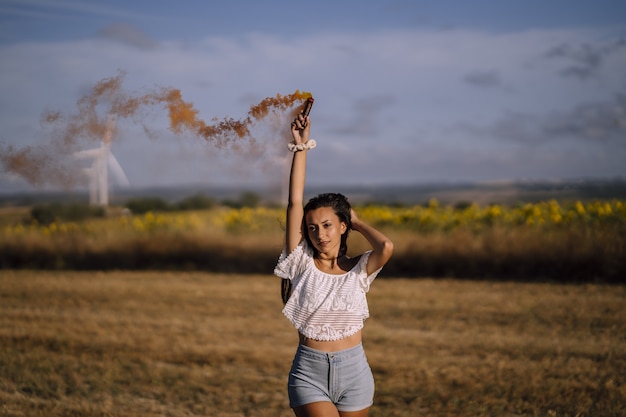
[291,114,310,144]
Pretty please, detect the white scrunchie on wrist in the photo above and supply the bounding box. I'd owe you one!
[288,139,316,152]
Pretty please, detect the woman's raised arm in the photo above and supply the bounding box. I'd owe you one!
[350,209,394,276]
[285,114,311,254]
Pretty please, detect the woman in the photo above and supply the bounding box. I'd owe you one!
[274,111,394,417]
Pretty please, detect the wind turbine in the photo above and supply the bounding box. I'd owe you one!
[73,115,129,206]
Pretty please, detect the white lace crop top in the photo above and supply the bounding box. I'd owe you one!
[274,240,382,341]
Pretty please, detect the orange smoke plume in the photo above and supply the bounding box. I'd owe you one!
[0,72,312,187]
[0,143,76,187]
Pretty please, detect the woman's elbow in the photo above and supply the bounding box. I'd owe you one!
[380,239,394,261]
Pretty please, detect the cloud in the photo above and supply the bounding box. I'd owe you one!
[98,23,157,49]
[544,94,626,140]
[328,95,396,136]
[542,35,626,80]
[2,0,152,21]
[466,92,626,145]
[463,70,506,90]
[1,26,626,190]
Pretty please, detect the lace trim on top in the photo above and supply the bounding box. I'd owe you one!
[274,241,382,341]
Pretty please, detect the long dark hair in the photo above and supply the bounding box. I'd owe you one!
[302,193,352,258]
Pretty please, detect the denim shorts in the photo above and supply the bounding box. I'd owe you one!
[288,343,375,412]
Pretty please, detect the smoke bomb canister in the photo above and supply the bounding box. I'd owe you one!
[302,98,314,117]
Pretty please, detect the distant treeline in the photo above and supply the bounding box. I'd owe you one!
[27,192,266,225]
[3,178,626,208]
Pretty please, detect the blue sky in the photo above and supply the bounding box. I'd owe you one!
[1,0,626,193]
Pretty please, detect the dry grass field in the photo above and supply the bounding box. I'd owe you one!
[1,271,624,417]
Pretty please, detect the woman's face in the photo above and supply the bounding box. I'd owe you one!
[305,206,347,257]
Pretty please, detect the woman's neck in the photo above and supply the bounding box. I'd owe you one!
[315,255,340,269]
[315,254,353,274]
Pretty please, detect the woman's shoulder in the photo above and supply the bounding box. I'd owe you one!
[274,240,315,279]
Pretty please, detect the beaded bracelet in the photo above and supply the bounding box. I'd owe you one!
[288,139,317,152]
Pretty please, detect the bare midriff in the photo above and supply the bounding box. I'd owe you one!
[299,330,362,352]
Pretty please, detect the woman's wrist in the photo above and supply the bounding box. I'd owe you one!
[288,139,316,152]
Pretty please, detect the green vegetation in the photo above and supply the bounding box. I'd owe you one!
[124,193,218,213]
[0,198,625,282]
[30,203,105,225]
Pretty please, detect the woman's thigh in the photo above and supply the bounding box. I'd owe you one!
[293,402,370,417]
[293,401,339,417]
